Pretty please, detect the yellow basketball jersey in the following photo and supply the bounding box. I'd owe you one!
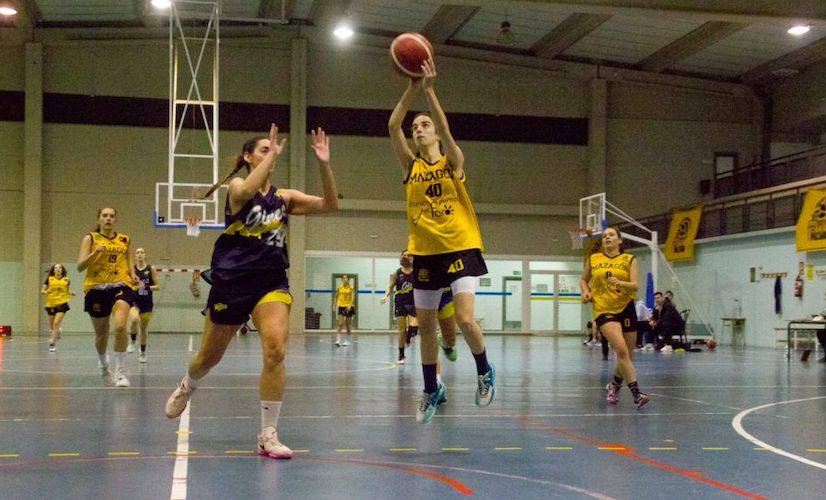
[589,252,636,317]
[83,232,135,292]
[45,276,70,307]
[336,284,355,308]
[405,156,484,255]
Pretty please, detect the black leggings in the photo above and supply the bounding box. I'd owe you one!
[818,330,826,355]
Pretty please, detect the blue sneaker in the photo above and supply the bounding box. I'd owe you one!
[416,382,446,424]
[475,364,495,407]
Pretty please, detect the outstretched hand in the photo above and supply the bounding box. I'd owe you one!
[310,127,330,164]
[268,124,287,156]
[420,58,436,90]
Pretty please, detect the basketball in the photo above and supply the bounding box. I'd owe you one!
[389,32,434,78]
[707,339,717,350]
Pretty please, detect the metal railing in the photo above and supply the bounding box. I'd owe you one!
[618,177,826,247]
[714,145,826,198]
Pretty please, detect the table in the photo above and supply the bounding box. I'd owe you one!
[785,319,826,361]
[721,317,746,346]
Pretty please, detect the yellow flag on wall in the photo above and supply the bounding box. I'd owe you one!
[796,189,826,252]
[664,206,702,262]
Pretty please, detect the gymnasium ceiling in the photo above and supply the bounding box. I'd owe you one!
[3,0,826,86]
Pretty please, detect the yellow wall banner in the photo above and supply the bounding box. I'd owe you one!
[796,189,826,252]
[664,206,702,262]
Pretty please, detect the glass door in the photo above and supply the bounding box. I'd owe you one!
[556,273,583,332]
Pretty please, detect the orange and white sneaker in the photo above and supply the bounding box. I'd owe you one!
[258,426,293,459]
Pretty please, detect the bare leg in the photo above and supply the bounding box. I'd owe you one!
[453,293,484,355]
[252,302,290,401]
[600,324,637,384]
[188,313,240,379]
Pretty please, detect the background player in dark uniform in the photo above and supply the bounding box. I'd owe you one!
[165,125,338,459]
[382,251,417,364]
[128,247,159,363]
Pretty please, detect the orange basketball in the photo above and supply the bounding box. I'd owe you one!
[707,339,717,350]
[389,32,434,78]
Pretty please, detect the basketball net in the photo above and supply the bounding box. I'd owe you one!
[568,228,592,249]
[185,216,201,237]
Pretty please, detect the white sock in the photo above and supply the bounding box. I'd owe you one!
[114,352,125,369]
[98,353,109,368]
[183,374,199,390]
[261,401,282,431]
[436,374,442,384]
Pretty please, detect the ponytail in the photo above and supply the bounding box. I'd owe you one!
[201,135,265,199]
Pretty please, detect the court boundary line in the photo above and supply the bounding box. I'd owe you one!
[170,403,191,500]
[731,396,826,471]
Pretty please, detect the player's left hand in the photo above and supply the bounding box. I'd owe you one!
[607,277,621,286]
[310,127,330,164]
[420,59,436,89]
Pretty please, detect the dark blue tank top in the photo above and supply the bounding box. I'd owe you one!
[394,268,414,305]
[209,186,289,281]
[134,264,154,298]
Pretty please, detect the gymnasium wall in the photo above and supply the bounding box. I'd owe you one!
[0,35,764,331]
[772,58,826,134]
[635,230,826,348]
[606,83,758,217]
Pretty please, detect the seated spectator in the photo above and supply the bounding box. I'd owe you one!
[649,292,683,351]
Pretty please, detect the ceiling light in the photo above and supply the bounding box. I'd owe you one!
[787,25,810,36]
[497,20,514,45]
[0,6,18,16]
[151,0,172,9]
[333,23,354,40]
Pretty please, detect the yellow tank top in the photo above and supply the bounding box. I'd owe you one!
[336,284,355,308]
[589,252,636,316]
[45,276,70,307]
[83,232,135,292]
[405,156,484,255]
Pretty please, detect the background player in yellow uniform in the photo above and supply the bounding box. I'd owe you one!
[333,274,356,347]
[41,264,73,352]
[580,226,650,408]
[77,206,138,387]
[389,58,494,423]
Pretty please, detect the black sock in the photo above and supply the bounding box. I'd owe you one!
[422,364,438,393]
[408,326,418,338]
[628,381,641,397]
[472,349,490,376]
[613,375,623,388]
[130,333,136,342]
[601,338,609,358]
[398,347,404,358]
[140,344,146,353]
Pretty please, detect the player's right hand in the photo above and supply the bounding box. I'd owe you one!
[581,291,591,303]
[92,244,105,254]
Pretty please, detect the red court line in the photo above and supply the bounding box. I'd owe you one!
[304,456,474,496]
[550,426,765,500]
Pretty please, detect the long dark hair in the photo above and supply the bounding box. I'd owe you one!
[94,205,116,232]
[44,264,68,285]
[599,225,626,254]
[202,136,265,198]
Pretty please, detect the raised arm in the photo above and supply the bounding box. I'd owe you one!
[281,128,339,215]
[77,234,101,272]
[420,59,465,178]
[388,80,418,174]
[229,124,287,212]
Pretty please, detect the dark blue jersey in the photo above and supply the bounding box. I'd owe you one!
[394,268,414,305]
[209,186,289,282]
[134,264,154,297]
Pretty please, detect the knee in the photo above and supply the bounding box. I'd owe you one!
[262,338,287,368]
[455,313,475,332]
[615,346,630,360]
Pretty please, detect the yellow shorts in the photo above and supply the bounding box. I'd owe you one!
[438,301,455,321]
[256,290,293,308]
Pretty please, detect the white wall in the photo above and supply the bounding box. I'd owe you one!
[636,230,826,348]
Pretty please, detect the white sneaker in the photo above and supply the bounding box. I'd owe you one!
[165,379,194,418]
[342,339,350,346]
[258,426,293,459]
[138,353,147,363]
[101,365,113,386]
[334,338,341,347]
[397,356,405,365]
[662,345,673,353]
[644,344,655,351]
[49,341,56,352]
[114,368,130,387]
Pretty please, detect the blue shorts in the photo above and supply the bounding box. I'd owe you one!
[205,269,292,325]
